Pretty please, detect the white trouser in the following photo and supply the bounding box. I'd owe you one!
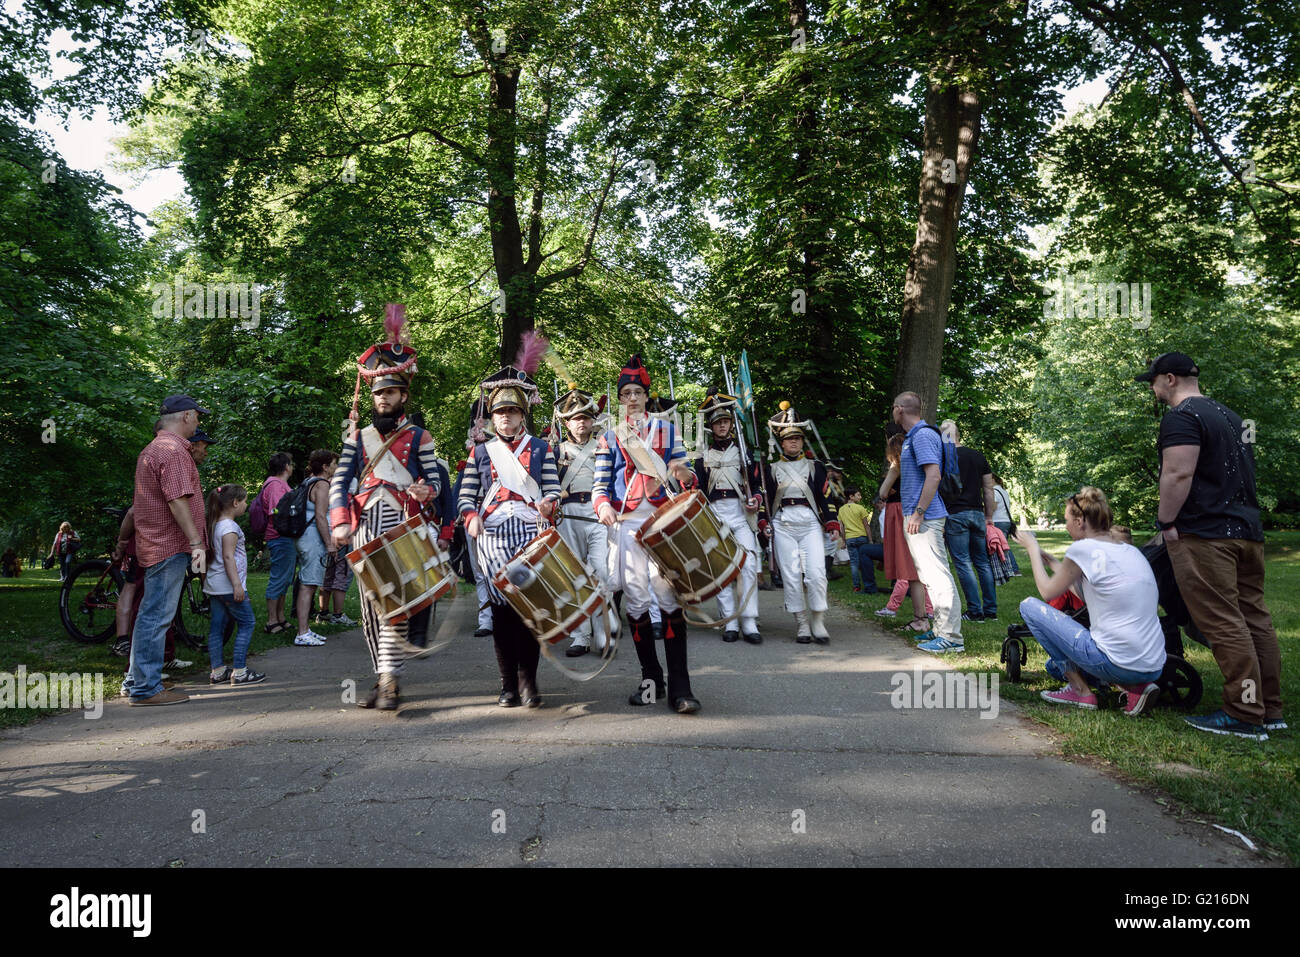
[904,518,961,641]
[773,505,827,615]
[606,501,679,619]
[467,532,493,629]
[558,501,608,644]
[711,497,759,627]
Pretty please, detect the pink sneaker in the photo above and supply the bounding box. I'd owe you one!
[1040,685,1098,709]
[1119,683,1161,716]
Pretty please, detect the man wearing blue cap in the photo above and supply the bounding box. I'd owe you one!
[125,394,209,706]
[190,429,216,467]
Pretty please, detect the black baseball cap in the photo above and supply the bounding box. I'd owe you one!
[191,430,217,444]
[160,394,210,414]
[1134,352,1200,382]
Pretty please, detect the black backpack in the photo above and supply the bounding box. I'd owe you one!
[270,477,322,538]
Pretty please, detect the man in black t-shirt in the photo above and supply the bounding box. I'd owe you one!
[1137,352,1283,741]
[938,421,998,620]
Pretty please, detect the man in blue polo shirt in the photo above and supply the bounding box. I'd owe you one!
[892,391,963,652]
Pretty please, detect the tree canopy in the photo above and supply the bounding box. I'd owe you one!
[3,0,1298,553]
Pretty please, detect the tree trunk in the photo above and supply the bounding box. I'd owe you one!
[484,65,533,366]
[893,79,981,421]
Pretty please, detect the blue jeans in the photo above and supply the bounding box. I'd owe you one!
[993,521,1020,574]
[266,537,297,599]
[944,510,996,616]
[846,537,882,593]
[209,593,257,670]
[1020,597,1164,687]
[127,551,189,699]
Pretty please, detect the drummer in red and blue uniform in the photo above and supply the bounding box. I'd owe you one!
[458,362,560,709]
[328,303,442,712]
[593,354,701,715]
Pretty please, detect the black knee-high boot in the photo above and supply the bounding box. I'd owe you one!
[627,612,665,705]
[491,603,520,705]
[826,554,843,581]
[663,609,700,714]
[513,612,542,708]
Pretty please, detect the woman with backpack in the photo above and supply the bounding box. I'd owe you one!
[293,450,339,646]
[251,453,296,635]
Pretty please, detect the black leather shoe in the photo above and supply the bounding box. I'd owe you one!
[796,635,812,644]
[498,691,520,707]
[812,634,829,645]
[628,680,666,706]
[524,694,543,708]
[672,696,701,714]
[565,643,590,658]
[473,627,493,637]
[743,631,762,644]
[722,630,740,643]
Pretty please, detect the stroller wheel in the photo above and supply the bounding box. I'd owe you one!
[1002,636,1023,683]
[1157,655,1202,710]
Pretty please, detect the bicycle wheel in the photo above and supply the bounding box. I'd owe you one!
[60,560,123,643]
[173,570,211,651]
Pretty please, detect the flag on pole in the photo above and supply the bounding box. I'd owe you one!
[737,350,757,447]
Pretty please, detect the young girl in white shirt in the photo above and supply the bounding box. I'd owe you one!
[204,485,265,685]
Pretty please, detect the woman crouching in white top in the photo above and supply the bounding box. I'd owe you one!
[1014,486,1166,715]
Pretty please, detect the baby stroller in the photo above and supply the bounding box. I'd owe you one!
[1000,534,1204,709]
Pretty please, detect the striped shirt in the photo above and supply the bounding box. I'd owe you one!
[457,434,560,519]
[592,414,686,514]
[328,419,442,531]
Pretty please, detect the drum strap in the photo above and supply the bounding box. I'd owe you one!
[617,418,669,488]
[357,425,413,488]
[483,434,543,513]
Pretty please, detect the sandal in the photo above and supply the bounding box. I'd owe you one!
[907,617,931,632]
[265,622,287,635]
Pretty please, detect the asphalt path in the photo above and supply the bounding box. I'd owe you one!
[0,585,1259,867]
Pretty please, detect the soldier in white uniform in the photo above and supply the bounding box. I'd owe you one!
[553,385,609,657]
[761,402,841,644]
[693,388,764,644]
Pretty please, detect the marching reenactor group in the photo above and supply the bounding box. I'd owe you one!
[328,307,844,714]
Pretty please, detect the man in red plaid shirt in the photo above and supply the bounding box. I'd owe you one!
[124,394,209,706]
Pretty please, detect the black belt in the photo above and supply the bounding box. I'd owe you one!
[780,498,811,508]
[562,491,592,504]
[709,489,740,500]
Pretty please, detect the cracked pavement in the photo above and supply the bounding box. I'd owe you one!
[0,588,1260,866]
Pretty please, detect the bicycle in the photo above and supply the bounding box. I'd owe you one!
[59,507,222,650]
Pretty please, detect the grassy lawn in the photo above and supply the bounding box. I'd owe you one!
[831,528,1300,864]
[0,563,477,730]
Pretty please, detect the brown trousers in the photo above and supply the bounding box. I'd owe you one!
[1167,535,1282,724]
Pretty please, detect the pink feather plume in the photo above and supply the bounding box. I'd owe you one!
[384,303,408,344]
[513,330,548,375]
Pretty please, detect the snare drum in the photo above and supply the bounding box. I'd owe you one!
[635,489,746,604]
[493,527,607,645]
[347,514,456,623]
